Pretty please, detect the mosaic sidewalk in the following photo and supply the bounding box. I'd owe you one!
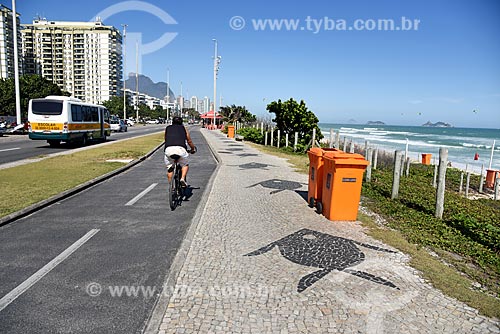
[157,128,499,334]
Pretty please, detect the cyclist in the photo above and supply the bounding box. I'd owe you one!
[164,116,196,187]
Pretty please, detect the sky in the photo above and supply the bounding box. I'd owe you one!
[8,0,500,128]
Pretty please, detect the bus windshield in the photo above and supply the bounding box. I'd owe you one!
[31,100,63,115]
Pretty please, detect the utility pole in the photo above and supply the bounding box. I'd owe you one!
[212,39,221,129]
[12,0,21,125]
[135,40,139,122]
[121,24,127,120]
[166,68,170,121]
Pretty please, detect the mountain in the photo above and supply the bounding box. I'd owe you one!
[125,73,174,100]
[422,121,453,128]
[367,121,386,125]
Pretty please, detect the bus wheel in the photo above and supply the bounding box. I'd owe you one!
[81,135,87,146]
[48,139,60,147]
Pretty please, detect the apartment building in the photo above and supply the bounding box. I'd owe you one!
[21,19,122,104]
[0,5,21,79]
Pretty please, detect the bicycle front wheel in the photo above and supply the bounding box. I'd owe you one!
[169,166,178,210]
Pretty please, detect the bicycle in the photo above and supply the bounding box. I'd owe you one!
[168,155,184,210]
[168,147,196,210]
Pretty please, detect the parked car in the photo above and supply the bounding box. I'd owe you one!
[0,126,5,136]
[146,119,159,124]
[110,119,127,132]
[125,119,135,126]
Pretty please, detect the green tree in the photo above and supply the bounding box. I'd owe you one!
[219,104,256,123]
[184,108,199,120]
[138,103,152,119]
[266,98,323,146]
[102,96,134,118]
[0,74,68,119]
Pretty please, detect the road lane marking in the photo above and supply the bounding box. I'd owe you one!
[125,183,158,206]
[0,229,100,312]
[0,147,21,153]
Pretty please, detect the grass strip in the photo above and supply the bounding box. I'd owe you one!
[0,133,164,218]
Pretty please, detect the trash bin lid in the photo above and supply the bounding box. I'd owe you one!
[308,147,324,156]
[333,158,370,167]
[324,151,365,160]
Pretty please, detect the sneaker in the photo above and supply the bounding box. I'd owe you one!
[180,178,187,188]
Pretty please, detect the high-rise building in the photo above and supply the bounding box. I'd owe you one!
[0,5,21,79]
[197,100,204,114]
[21,19,122,104]
[203,96,210,113]
[190,96,198,112]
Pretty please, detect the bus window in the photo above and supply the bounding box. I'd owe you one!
[91,107,98,122]
[71,105,83,122]
[31,100,63,115]
[83,106,92,122]
[103,108,110,123]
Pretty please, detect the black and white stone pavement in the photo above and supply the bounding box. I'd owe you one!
[157,128,499,334]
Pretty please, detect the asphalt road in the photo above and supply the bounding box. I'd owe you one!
[0,124,166,166]
[0,126,217,333]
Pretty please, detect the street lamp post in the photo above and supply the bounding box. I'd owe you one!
[11,0,21,125]
[135,40,139,122]
[166,68,170,121]
[212,39,221,130]
[121,24,127,120]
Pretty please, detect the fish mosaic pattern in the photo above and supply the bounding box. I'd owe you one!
[245,229,399,292]
[247,179,306,194]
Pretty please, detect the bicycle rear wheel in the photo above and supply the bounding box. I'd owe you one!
[169,165,179,210]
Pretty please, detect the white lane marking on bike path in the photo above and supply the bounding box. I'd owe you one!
[125,183,158,206]
[0,229,100,312]
[0,147,21,153]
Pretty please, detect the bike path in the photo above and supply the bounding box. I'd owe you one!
[156,128,500,334]
[0,126,216,333]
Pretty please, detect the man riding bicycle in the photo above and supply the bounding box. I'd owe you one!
[164,116,196,187]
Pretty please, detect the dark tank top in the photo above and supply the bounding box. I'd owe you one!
[165,124,187,149]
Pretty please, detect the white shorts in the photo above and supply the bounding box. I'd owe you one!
[164,146,189,169]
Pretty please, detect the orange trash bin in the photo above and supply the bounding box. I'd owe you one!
[307,148,340,210]
[421,153,432,165]
[227,125,235,138]
[485,169,498,188]
[320,152,369,221]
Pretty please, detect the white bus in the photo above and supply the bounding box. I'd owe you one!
[28,96,111,147]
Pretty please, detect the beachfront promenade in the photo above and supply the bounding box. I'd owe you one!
[156,128,499,334]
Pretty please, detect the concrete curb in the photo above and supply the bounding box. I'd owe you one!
[143,129,221,334]
[0,141,165,228]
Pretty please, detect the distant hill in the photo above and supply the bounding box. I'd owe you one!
[422,121,453,128]
[125,73,175,100]
[367,121,386,125]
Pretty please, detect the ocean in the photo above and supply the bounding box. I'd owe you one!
[318,123,500,173]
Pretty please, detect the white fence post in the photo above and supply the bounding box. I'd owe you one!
[366,148,373,182]
[435,148,448,219]
[479,164,485,193]
[392,151,403,199]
